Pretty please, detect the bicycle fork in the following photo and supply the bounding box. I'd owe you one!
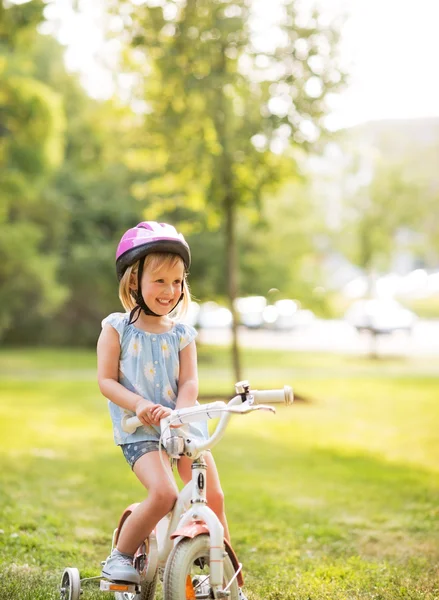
[177,454,227,596]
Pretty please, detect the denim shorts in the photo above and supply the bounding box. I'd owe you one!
[120,440,166,469]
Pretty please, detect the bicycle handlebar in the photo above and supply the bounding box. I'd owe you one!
[252,385,293,405]
[121,401,227,434]
[121,385,293,435]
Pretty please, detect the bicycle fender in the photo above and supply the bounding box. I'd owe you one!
[170,520,209,540]
[224,540,244,587]
[170,522,244,586]
[114,503,140,545]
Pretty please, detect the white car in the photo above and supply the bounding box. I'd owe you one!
[196,302,233,329]
[263,299,315,330]
[182,301,200,327]
[234,296,267,329]
[345,299,417,334]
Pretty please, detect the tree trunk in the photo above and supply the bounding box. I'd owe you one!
[366,268,380,359]
[215,41,241,383]
[225,193,242,382]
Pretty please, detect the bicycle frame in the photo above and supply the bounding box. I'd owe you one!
[118,382,293,597]
[147,433,233,593]
[60,382,293,600]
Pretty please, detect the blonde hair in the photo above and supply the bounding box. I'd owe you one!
[119,252,191,320]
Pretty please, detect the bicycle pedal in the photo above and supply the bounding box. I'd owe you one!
[100,580,139,594]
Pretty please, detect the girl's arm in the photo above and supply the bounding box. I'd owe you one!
[175,340,199,410]
[97,324,156,426]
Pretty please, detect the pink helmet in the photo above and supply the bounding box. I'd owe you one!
[116,221,191,280]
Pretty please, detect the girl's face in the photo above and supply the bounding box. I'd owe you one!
[139,259,185,316]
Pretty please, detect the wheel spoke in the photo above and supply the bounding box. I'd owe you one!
[193,575,210,591]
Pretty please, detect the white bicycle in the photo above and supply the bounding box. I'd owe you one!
[60,380,293,600]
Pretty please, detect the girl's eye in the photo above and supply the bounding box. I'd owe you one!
[155,279,164,283]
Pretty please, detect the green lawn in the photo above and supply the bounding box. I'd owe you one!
[0,347,438,599]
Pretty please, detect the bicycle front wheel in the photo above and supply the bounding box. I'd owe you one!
[163,534,239,600]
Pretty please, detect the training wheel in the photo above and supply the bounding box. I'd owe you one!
[60,567,81,600]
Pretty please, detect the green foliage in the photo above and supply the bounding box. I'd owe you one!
[0,348,438,599]
[0,27,141,345]
[43,91,141,345]
[0,0,345,346]
[401,294,439,319]
[0,1,67,338]
[112,0,344,215]
[0,0,45,49]
[237,180,327,302]
[103,0,345,377]
[334,119,439,276]
[3,0,439,348]
[1,75,64,174]
[341,159,424,272]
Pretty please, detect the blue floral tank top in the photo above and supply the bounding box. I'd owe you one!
[101,312,208,445]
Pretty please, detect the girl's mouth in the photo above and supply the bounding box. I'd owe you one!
[157,298,172,306]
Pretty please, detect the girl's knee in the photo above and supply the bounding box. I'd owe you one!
[149,486,178,513]
[208,488,225,512]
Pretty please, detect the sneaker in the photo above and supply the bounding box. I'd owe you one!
[238,588,248,600]
[101,549,140,584]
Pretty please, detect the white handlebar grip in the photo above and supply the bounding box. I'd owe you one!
[121,414,142,434]
[252,386,293,405]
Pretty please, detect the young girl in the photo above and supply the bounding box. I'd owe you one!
[97,221,240,591]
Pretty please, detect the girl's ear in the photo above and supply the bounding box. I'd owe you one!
[128,271,137,290]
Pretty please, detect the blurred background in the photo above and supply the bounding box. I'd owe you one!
[2,3,439,598]
[1,0,439,358]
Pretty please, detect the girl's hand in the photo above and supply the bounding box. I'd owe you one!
[149,404,172,425]
[135,398,156,426]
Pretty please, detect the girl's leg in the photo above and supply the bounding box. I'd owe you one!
[117,450,179,555]
[177,453,230,542]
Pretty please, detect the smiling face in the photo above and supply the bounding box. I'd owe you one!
[137,254,185,316]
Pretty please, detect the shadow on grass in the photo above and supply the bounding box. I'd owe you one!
[217,432,439,562]
[1,437,438,599]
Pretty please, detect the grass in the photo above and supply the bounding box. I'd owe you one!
[402,294,439,319]
[0,347,438,599]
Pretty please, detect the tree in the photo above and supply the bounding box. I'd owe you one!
[237,180,326,302]
[0,0,67,338]
[332,119,439,275]
[339,156,424,277]
[108,0,344,379]
[2,31,142,345]
[0,4,143,345]
[332,149,426,357]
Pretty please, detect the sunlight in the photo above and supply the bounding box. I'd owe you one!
[42,0,439,128]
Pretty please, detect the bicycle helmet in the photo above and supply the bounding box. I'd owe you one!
[116,221,191,281]
[116,221,191,321]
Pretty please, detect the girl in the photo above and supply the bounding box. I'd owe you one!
[97,222,240,592]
